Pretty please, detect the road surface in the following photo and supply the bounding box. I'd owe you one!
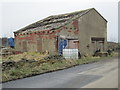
[2,57,118,88]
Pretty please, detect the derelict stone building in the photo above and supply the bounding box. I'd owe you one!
[14,8,107,56]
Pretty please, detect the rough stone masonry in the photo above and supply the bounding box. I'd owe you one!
[14,8,107,56]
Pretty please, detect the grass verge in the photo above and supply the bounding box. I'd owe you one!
[1,52,118,83]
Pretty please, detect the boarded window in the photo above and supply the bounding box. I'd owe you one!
[22,41,27,52]
[37,39,42,52]
[91,37,105,52]
[68,40,79,49]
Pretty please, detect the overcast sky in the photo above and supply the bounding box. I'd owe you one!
[0,0,119,42]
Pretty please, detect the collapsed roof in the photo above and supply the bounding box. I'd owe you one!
[14,8,106,33]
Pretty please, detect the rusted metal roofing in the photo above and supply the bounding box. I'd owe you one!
[14,8,107,33]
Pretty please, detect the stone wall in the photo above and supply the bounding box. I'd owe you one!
[14,9,107,56]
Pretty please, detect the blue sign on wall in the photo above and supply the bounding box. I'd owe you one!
[58,39,67,54]
[7,38,15,48]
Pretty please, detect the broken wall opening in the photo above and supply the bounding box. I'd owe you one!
[67,39,79,49]
[58,38,79,59]
[91,37,105,52]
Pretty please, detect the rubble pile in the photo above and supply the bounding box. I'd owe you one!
[44,55,65,61]
[2,59,37,71]
[2,60,16,71]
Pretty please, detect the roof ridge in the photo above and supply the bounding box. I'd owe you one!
[51,8,93,17]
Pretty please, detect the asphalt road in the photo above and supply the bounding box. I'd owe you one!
[2,57,118,88]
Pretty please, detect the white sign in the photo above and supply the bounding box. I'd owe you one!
[63,49,78,59]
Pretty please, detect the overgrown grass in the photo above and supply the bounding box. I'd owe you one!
[1,52,118,83]
[2,52,49,62]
